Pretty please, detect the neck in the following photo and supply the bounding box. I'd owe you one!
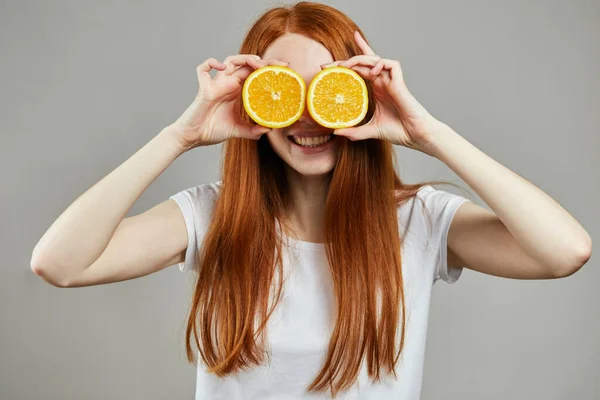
[283,166,332,243]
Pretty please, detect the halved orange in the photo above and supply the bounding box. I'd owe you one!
[242,65,306,128]
[307,66,368,129]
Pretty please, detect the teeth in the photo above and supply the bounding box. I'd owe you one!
[292,134,332,147]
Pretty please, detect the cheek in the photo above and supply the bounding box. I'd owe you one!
[266,129,286,148]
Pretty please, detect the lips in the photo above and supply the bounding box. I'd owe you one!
[286,133,333,147]
[286,130,333,138]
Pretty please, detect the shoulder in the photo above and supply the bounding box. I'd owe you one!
[398,184,469,216]
[168,180,222,234]
[414,184,469,216]
[168,180,222,273]
[397,184,472,284]
[397,184,471,242]
[169,180,222,210]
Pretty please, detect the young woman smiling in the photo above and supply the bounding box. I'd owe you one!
[31,2,592,399]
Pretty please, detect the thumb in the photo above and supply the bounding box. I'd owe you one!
[238,124,271,140]
[333,125,371,141]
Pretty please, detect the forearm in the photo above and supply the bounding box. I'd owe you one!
[31,127,186,276]
[422,123,592,269]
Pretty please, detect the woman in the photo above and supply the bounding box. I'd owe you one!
[31,2,592,399]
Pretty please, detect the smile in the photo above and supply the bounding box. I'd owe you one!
[287,134,334,148]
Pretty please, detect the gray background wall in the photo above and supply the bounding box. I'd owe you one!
[1,0,598,398]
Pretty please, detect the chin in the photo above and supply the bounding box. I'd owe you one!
[287,160,336,177]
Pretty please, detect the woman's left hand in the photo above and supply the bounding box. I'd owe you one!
[321,31,445,153]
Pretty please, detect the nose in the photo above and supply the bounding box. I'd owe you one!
[298,106,314,125]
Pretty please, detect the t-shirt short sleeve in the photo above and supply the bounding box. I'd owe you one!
[415,185,472,284]
[169,181,221,272]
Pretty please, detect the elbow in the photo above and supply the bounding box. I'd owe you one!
[30,253,72,288]
[553,236,592,279]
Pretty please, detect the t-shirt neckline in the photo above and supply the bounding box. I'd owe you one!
[282,233,327,251]
[275,218,326,251]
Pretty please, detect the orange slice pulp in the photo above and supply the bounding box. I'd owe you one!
[307,66,368,129]
[242,66,306,128]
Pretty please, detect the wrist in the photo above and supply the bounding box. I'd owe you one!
[413,121,456,159]
[158,125,192,156]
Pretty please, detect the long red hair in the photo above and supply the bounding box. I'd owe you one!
[184,1,449,396]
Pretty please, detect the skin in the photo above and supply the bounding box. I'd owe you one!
[324,31,592,278]
[31,31,591,288]
[259,31,593,278]
[261,33,341,243]
[24,38,592,400]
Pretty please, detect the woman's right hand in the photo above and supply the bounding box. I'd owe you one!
[165,54,289,151]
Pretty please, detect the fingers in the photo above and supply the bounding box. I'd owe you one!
[321,30,377,70]
[321,55,381,73]
[370,58,385,76]
[249,124,271,137]
[223,55,288,75]
[228,57,288,74]
[229,58,289,82]
[323,56,403,85]
[321,56,383,82]
[222,54,263,74]
[236,123,272,140]
[229,65,255,82]
[378,59,403,82]
[198,57,227,73]
[338,55,381,69]
[363,59,403,83]
[196,58,227,87]
[333,125,371,141]
[321,61,342,69]
[354,31,376,56]
[197,54,282,79]
[345,65,374,79]
[196,55,290,87]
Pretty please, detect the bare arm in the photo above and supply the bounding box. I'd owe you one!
[432,126,592,279]
[54,197,188,287]
[30,128,187,287]
[30,55,285,287]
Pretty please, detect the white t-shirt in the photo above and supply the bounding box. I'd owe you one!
[169,181,470,400]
